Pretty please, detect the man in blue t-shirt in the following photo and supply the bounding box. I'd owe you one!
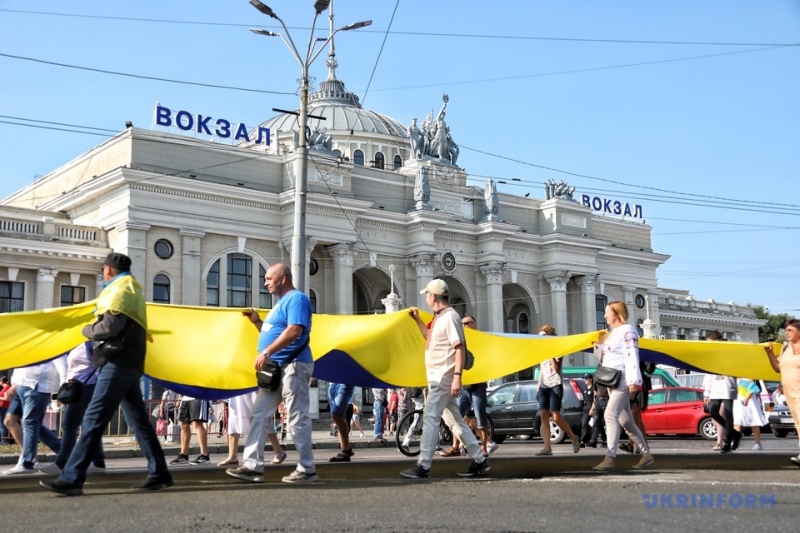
[227,263,317,485]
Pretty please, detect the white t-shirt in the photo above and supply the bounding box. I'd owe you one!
[424,307,465,386]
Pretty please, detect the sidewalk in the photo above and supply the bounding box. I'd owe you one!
[0,426,388,465]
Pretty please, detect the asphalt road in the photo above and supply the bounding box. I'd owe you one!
[2,435,799,532]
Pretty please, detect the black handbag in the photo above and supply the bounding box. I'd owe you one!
[92,320,135,366]
[594,365,622,388]
[256,360,282,392]
[255,337,310,391]
[56,379,85,404]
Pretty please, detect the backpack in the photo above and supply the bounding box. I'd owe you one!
[464,348,475,370]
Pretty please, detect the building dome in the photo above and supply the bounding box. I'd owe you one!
[256,77,408,139]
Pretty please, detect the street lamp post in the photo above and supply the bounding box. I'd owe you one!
[249,0,371,293]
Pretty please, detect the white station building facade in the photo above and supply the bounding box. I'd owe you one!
[1,55,764,394]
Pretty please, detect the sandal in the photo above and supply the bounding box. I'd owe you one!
[271,452,287,465]
[439,447,460,457]
[217,458,239,466]
[619,442,635,454]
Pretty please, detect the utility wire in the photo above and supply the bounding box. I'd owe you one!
[0,52,295,95]
[1,8,797,47]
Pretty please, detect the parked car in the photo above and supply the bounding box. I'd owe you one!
[486,378,585,444]
[768,405,797,438]
[534,365,681,390]
[641,387,716,440]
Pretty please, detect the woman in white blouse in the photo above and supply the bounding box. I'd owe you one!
[593,301,654,471]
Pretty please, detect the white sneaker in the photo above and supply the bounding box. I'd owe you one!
[752,443,763,451]
[37,463,62,475]
[2,464,36,475]
[487,441,499,455]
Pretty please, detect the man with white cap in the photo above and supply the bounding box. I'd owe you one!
[400,279,490,479]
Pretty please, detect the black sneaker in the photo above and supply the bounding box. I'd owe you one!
[189,454,210,465]
[400,464,430,479]
[720,444,732,454]
[226,465,264,483]
[457,459,490,477]
[329,450,353,462]
[132,476,174,491]
[39,479,83,496]
[731,430,742,451]
[169,453,189,465]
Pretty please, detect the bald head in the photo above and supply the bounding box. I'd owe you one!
[264,263,295,297]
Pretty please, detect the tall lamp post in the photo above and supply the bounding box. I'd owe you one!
[249,0,371,293]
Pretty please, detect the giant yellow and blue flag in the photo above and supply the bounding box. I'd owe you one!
[0,303,780,400]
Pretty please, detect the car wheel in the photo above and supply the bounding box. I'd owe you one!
[771,427,789,438]
[549,420,566,444]
[699,417,717,440]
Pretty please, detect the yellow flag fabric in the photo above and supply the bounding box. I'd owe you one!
[96,274,150,339]
[0,303,780,400]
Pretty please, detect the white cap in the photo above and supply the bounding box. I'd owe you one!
[420,279,449,296]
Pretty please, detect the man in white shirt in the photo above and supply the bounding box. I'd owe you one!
[2,360,66,474]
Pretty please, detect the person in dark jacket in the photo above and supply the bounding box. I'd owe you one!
[40,252,171,496]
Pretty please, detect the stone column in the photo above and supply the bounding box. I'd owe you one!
[479,261,505,332]
[580,277,598,333]
[623,284,636,311]
[328,243,355,315]
[180,229,205,305]
[113,222,151,290]
[668,326,679,340]
[409,253,436,308]
[690,328,701,340]
[95,273,104,299]
[543,271,570,335]
[35,268,58,309]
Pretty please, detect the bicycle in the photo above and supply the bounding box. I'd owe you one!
[395,408,453,457]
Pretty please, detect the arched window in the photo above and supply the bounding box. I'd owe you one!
[374,152,385,169]
[206,253,265,308]
[517,312,530,334]
[353,149,364,166]
[393,155,402,170]
[153,274,171,304]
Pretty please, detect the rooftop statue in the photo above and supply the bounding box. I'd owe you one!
[408,94,459,165]
[545,179,577,201]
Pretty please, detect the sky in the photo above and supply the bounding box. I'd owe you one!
[1,1,799,315]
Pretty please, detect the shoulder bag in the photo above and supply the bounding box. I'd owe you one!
[56,367,98,405]
[593,342,622,388]
[93,319,135,366]
[256,336,310,392]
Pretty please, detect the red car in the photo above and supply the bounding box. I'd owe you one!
[641,387,716,440]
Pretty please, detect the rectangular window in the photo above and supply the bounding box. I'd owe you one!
[0,281,25,312]
[60,285,86,306]
[207,259,220,307]
[595,295,608,330]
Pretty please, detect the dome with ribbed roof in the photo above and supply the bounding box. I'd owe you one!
[256,77,408,139]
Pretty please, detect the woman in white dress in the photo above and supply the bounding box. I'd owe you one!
[218,392,255,466]
[732,378,767,451]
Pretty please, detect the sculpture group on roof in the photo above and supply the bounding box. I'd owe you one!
[407,94,460,166]
[545,179,576,201]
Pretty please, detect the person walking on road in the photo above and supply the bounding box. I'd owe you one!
[702,330,737,454]
[226,263,316,484]
[400,279,490,479]
[40,252,172,496]
[592,300,654,472]
[536,324,581,456]
[765,318,800,466]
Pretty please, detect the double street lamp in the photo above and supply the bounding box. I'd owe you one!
[249,0,371,294]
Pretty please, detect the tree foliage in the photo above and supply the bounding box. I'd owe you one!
[752,305,794,343]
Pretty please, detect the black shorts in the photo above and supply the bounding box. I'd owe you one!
[178,399,209,423]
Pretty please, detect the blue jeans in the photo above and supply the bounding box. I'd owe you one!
[328,383,354,418]
[54,383,105,469]
[17,385,61,468]
[60,362,169,487]
[373,400,385,438]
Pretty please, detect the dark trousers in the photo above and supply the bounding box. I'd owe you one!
[54,383,105,469]
[591,397,608,444]
[580,409,593,443]
[59,362,169,487]
[709,399,734,445]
